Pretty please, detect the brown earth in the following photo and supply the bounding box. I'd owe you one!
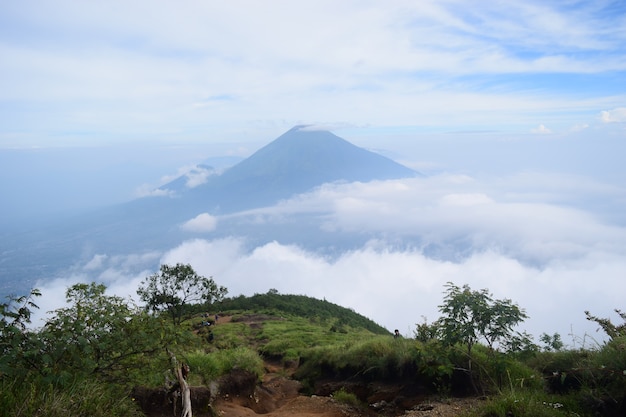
[134,314,484,417]
[135,368,483,417]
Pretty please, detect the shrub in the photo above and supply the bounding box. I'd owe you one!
[332,387,361,407]
[185,347,264,385]
[578,336,626,412]
[296,337,423,384]
[467,347,543,394]
[185,351,222,385]
[414,340,455,393]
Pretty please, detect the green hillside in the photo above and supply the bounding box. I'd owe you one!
[214,290,390,335]
[2,275,626,417]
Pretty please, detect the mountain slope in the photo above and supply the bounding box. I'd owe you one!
[1,126,419,296]
[183,125,418,213]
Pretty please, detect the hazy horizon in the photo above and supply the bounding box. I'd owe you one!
[3,126,623,346]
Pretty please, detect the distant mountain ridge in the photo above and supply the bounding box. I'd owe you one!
[0,126,419,295]
[172,125,418,213]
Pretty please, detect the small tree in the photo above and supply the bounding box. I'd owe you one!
[437,282,528,354]
[40,283,165,384]
[414,316,439,342]
[539,332,564,352]
[436,282,528,392]
[137,263,227,325]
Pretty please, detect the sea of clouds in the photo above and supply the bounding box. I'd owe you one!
[32,171,626,347]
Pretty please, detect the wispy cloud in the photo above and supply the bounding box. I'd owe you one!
[531,124,552,134]
[181,213,218,233]
[184,166,214,188]
[0,1,624,146]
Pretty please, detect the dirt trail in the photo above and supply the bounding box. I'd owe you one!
[211,355,482,417]
[140,314,483,417]
[213,392,482,417]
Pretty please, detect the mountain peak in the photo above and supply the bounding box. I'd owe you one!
[189,126,419,212]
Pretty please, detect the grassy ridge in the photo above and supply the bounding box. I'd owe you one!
[214,291,390,335]
[3,288,626,417]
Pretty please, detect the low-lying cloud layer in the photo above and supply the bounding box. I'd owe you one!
[34,171,626,346]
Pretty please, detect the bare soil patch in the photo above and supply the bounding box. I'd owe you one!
[135,314,483,417]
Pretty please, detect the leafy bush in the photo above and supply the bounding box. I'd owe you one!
[466,346,543,394]
[185,350,222,384]
[332,387,361,406]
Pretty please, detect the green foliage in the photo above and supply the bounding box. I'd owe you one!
[414,340,455,393]
[540,332,565,352]
[296,336,420,383]
[523,340,626,414]
[208,320,252,350]
[436,282,529,394]
[256,315,374,357]
[332,387,361,407]
[0,378,142,417]
[585,308,626,340]
[219,291,389,334]
[219,346,265,377]
[582,335,626,409]
[468,346,543,393]
[0,289,40,332]
[185,347,264,385]
[38,283,168,386]
[137,263,228,325]
[414,316,439,342]
[437,282,529,354]
[185,350,221,384]
[0,289,42,384]
[3,282,625,417]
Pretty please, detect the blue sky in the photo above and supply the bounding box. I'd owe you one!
[1,0,625,147]
[3,1,626,341]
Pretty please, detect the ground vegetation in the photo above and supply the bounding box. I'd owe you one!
[0,269,624,417]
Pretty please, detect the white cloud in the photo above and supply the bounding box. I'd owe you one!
[600,107,626,123]
[439,193,493,206]
[30,229,625,344]
[29,167,626,345]
[185,166,214,188]
[531,124,552,134]
[155,237,624,343]
[153,171,626,342]
[134,186,174,198]
[181,213,218,233]
[134,164,215,198]
[83,254,108,270]
[570,123,589,132]
[31,250,161,326]
[233,174,626,265]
